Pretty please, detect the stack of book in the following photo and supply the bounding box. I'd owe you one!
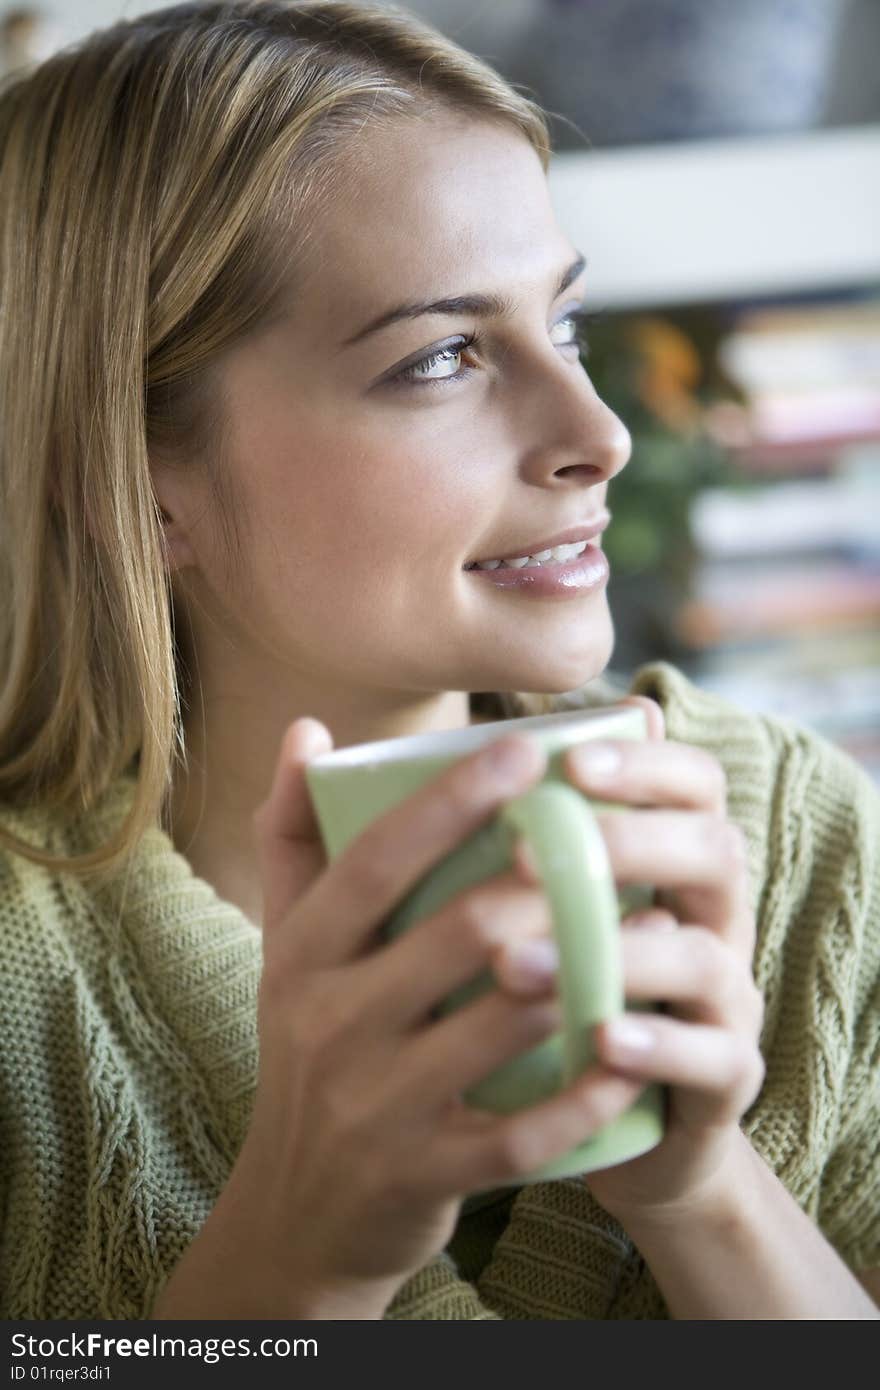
[674,297,880,782]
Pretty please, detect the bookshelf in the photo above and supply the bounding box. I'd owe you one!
[547,127,880,782]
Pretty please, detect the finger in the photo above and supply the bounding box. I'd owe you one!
[400,984,564,1108]
[597,810,754,955]
[350,869,555,1030]
[615,693,665,742]
[620,923,764,1028]
[285,732,547,970]
[252,718,334,935]
[564,738,727,815]
[594,1013,766,1126]
[437,1066,647,1195]
[492,936,559,998]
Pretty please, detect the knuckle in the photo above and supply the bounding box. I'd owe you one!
[573,1084,615,1132]
[704,755,728,810]
[445,761,487,816]
[454,887,505,952]
[751,1050,767,1096]
[740,910,759,958]
[702,816,747,872]
[376,1164,421,1213]
[451,879,543,956]
[730,1034,762,1091]
[720,820,749,870]
[596,812,627,860]
[489,1122,540,1180]
[314,1074,371,1149]
[290,975,354,1061]
[739,1045,766,1103]
[747,979,766,1033]
[691,931,729,998]
[340,840,397,903]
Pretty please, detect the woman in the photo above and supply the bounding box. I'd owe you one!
[0,1,876,1320]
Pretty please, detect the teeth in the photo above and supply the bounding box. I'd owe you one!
[473,539,589,571]
[555,541,590,560]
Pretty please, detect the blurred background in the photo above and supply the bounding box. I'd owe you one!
[3,0,879,781]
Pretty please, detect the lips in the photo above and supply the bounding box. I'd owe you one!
[464,512,611,568]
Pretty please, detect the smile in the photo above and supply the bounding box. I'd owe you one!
[463,512,610,570]
[465,539,589,571]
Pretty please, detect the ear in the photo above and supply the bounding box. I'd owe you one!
[157,504,197,573]
[151,458,200,574]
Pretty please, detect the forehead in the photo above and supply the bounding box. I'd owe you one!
[293,116,569,318]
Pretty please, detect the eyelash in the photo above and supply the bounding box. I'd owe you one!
[391,307,601,391]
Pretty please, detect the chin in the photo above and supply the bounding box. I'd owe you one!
[497,616,616,699]
[541,611,616,692]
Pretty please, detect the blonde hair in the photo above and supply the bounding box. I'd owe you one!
[0,0,593,883]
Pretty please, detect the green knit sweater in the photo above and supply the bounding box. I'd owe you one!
[0,662,878,1319]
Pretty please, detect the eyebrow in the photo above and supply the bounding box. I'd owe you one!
[339,252,588,350]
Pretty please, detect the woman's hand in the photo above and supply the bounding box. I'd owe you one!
[573,695,765,1224]
[179,719,645,1320]
[515,694,766,1229]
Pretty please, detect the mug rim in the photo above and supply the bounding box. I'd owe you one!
[306,703,643,772]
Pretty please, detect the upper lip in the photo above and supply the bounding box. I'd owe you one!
[466,511,611,567]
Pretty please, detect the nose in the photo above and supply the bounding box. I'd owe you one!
[516,363,632,488]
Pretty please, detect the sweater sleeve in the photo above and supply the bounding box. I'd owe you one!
[384,1251,502,1319]
[808,746,880,1272]
[624,661,880,1273]
[471,664,880,1314]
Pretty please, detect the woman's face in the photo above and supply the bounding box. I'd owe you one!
[159,115,631,715]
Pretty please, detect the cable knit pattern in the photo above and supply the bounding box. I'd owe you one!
[0,662,877,1318]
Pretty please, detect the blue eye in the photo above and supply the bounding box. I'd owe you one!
[390,307,598,391]
[553,306,598,355]
[393,335,479,389]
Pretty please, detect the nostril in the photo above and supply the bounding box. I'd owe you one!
[555,464,603,480]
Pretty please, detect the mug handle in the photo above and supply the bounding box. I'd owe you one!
[498,782,622,1085]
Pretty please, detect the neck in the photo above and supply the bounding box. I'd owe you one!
[170,685,489,929]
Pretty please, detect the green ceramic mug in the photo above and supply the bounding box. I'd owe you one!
[304,703,664,1186]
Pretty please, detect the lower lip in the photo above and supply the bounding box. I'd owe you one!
[463,544,610,597]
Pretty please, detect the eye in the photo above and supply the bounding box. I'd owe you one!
[392,334,479,389]
[389,304,600,391]
[552,307,597,356]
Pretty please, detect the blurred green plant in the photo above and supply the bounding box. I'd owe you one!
[582,312,733,587]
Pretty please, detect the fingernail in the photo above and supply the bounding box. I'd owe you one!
[507,938,559,983]
[571,743,621,785]
[604,1016,654,1053]
[484,734,541,785]
[624,909,678,933]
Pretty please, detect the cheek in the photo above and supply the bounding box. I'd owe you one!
[252,431,480,578]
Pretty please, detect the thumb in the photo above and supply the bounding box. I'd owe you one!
[252,717,334,934]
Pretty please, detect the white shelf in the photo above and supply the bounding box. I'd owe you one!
[547,125,880,310]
